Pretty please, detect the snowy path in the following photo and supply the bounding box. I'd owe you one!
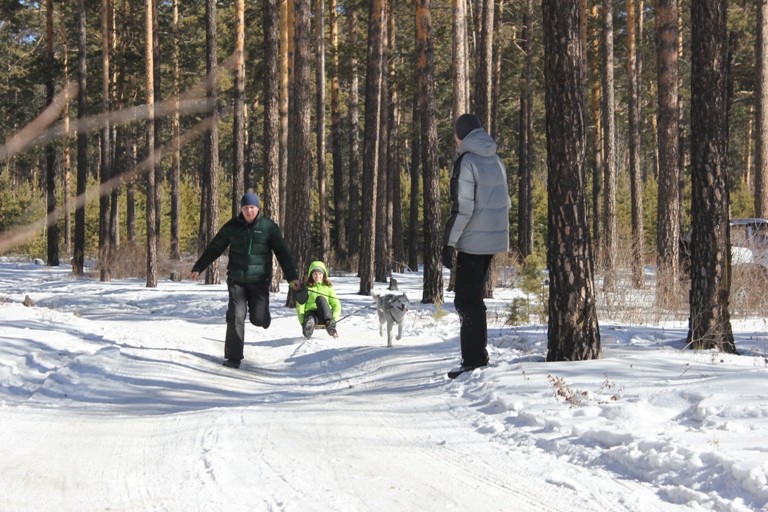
[1,312,679,512]
[2,262,765,511]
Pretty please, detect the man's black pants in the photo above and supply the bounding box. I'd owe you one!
[454,252,492,367]
[224,280,270,361]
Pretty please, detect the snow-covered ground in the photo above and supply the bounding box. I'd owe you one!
[0,257,766,511]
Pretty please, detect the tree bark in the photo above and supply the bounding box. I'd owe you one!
[451,0,469,118]
[145,0,158,288]
[264,0,282,291]
[449,0,469,291]
[358,0,385,295]
[61,22,72,257]
[264,0,281,221]
[279,0,290,225]
[375,55,390,284]
[687,0,735,353]
[416,0,443,304]
[347,4,362,265]
[589,4,603,265]
[232,0,246,217]
[388,0,404,274]
[627,0,644,288]
[127,141,137,244]
[74,0,88,277]
[152,0,162,241]
[315,0,329,260]
[475,0,494,128]
[45,0,59,267]
[100,0,113,281]
[517,0,534,260]
[285,0,313,288]
[408,93,421,273]
[756,0,768,217]
[490,0,504,139]
[542,0,601,362]
[601,0,617,291]
[201,0,219,285]
[655,0,681,307]
[170,0,181,260]
[330,0,347,263]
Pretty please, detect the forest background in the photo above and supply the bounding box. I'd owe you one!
[0,1,764,345]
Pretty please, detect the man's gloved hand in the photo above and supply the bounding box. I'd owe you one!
[442,245,455,269]
[291,280,309,305]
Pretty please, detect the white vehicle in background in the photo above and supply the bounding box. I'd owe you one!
[729,218,768,311]
[728,218,768,270]
[680,218,768,311]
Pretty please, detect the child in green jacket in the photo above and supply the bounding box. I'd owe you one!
[296,261,341,338]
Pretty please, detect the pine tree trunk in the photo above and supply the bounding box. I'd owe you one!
[358,0,385,295]
[329,0,347,263]
[347,4,361,265]
[170,0,181,260]
[588,4,602,265]
[756,0,768,217]
[449,0,469,290]
[375,65,390,284]
[687,0,735,353]
[232,0,246,217]
[451,0,469,117]
[108,0,119,253]
[408,95,421,273]
[61,28,72,256]
[655,0,681,307]
[99,0,112,282]
[151,0,162,240]
[145,0,157,288]
[263,0,281,291]
[388,0,404,275]
[601,0,617,291]
[285,0,313,289]
[127,141,137,243]
[542,0,601,362]
[45,0,59,267]
[491,0,504,138]
[416,0,443,304]
[475,0,494,128]
[74,0,88,277]
[627,0,644,288]
[517,0,534,260]
[279,0,290,225]
[315,0,329,260]
[201,0,219,286]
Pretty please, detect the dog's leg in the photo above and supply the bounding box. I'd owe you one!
[396,320,403,341]
[387,320,393,347]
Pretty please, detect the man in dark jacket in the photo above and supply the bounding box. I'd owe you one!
[191,192,301,368]
[442,114,511,378]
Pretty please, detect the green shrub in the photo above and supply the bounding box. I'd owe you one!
[506,297,531,326]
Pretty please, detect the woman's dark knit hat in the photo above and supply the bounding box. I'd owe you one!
[454,113,482,140]
[240,192,260,208]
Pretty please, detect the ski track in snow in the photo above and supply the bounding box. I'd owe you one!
[1,260,766,511]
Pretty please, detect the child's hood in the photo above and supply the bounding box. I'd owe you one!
[306,260,328,278]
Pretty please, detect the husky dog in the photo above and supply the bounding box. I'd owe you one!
[372,291,410,347]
